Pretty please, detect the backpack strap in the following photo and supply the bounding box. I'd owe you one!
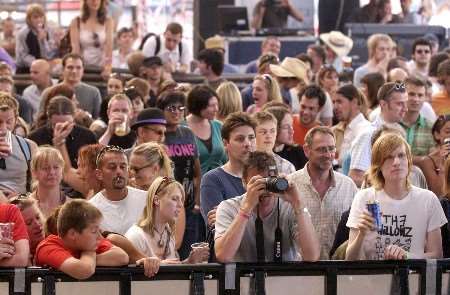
[155,35,161,56]
[15,135,31,192]
[178,41,183,58]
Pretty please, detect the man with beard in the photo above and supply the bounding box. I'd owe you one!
[289,126,357,259]
[332,84,371,168]
[293,85,326,146]
[215,151,320,263]
[89,146,147,235]
[200,112,257,227]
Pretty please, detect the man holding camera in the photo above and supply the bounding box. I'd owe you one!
[251,0,304,30]
[289,126,357,259]
[214,151,319,263]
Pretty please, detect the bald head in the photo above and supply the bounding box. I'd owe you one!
[30,59,51,87]
[388,68,408,83]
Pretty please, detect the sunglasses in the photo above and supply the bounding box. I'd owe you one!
[383,82,406,100]
[165,105,186,113]
[416,49,430,54]
[95,145,125,168]
[93,32,100,48]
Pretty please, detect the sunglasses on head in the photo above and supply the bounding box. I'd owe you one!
[383,81,406,100]
[95,145,125,168]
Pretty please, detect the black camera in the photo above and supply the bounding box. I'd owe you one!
[264,176,288,193]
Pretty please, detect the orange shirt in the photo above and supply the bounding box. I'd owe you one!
[432,91,450,116]
[293,114,320,146]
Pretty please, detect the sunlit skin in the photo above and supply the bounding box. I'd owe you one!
[380,92,408,123]
[199,97,219,121]
[156,186,184,224]
[66,219,102,252]
[380,145,409,183]
[276,114,294,145]
[304,132,336,173]
[223,126,256,165]
[412,45,431,67]
[96,152,128,191]
[21,206,44,253]
[107,77,124,95]
[163,31,182,51]
[252,79,269,108]
[255,120,277,153]
[298,96,320,126]
[62,57,84,86]
[129,154,160,191]
[33,161,63,188]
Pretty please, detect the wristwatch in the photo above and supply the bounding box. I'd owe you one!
[294,206,311,217]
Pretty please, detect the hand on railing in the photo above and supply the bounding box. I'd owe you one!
[136,256,160,278]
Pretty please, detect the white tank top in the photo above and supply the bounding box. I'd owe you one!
[79,24,106,67]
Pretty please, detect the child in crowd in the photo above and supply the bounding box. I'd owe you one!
[35,199,129,279]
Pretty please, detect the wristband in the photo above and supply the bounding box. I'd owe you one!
[239,208,251,219]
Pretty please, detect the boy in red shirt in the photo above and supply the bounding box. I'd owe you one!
[35,199,129,279]
[0,203,29,267]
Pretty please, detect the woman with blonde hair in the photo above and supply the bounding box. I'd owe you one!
[346,133,446,261]
[69,0,113,78]
[125,177,209,263]
[246,74,282,114]
[30,146,69,217]
[129,142,173,191]
[215,81,243,122]
[16,4,59,72]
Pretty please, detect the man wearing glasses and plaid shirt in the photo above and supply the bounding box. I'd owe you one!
[349,82,408,188]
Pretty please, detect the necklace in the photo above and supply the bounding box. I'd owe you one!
[154,226,166,248]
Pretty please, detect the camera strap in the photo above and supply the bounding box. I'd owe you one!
[273,197,282,262]
[255,205,265,262]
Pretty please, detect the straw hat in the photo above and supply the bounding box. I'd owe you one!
[269,57,308,83]
[320,31,353,58]
[205,35,225,50]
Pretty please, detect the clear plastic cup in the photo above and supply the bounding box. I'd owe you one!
[114,114,128,136]
[0,130,12,154]
[191,242,209,263]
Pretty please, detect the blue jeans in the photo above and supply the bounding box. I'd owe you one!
[178,209,206,260]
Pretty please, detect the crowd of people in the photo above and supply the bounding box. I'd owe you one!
[1,0,450,281]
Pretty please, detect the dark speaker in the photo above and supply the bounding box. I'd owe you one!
[193,0,219,58]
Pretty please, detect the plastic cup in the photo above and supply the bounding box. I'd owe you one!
[0,222,13,240]
[191,242,209,263]
[114,114,128,136]
[0,130,12,154]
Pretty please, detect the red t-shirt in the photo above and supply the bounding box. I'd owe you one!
[292,115,320,146]
[0,204,29,242]
[35,235,112,269]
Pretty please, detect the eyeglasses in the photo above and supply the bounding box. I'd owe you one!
[9,193,31,209]
[95,145,125,168]
[383,82,406,100]
[165,105,186,113]
[437,114,450,122]
[129,163,154,175]
[142,126,165,136]
[416,49,430,54]
[93,32,100,48]
[314,145,336,154]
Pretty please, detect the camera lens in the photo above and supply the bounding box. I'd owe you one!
[266,177,288,193]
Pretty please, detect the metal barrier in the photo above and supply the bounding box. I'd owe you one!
[1,260,448,295]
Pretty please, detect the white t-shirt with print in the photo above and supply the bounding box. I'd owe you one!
[89,186,147,235]
[346,186,447,260]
